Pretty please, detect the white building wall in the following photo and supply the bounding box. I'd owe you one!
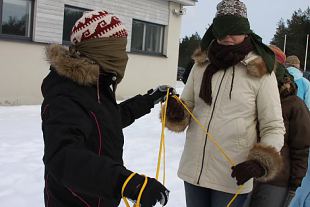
[0,0,193,105]
[118,2,182,99]
[0,40,49,105]
[34,0,169,48]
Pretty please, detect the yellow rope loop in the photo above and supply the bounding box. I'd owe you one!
[170,95,244,207]
[122,172,137,207]
[121,173,149,207]
[134,175,148,207]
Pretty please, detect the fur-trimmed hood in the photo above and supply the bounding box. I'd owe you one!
[45,44,100,86]
[191,48,269,78]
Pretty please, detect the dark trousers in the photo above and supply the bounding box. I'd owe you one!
[243,183,291,207]
[184,181,248,207]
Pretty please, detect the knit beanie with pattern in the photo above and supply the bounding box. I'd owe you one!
[212,0,249,39]
[70,10,128,44]
[201,0,251,48]
[69,10,129,83]
[216,0,247,18]
[200,0,276,74]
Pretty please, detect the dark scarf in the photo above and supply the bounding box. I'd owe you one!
[199,37,254,105]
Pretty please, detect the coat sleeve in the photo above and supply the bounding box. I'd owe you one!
[118,94,154,128]
[42,96,130,199]
[288,98,310,190]
[257,72,285,151]
[248,72,286,182]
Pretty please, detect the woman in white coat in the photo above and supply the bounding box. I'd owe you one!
[163,0,285,206]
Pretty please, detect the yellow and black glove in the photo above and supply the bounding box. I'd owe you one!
[120,172,169,207]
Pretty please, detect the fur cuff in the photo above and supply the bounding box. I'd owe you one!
[159,103,191,133]
[248,143,283,182]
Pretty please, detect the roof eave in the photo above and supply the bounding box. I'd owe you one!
[169,0,197,6]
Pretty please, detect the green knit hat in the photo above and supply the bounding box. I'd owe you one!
[200,0,276,73]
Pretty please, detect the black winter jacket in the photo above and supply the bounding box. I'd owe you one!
[41,68,154,207]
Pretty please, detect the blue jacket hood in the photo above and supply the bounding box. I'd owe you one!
[287,67,303,80]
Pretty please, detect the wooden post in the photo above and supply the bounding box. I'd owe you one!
[304,34,309,72]
[283,34,287,54]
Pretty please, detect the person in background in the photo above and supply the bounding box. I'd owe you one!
[162,0,285,206]
[182,59,195,84]
[303,70,310,82]
[286,55,310,110]
[41,10,172,207]
[245,46,310,207]
[290,152,310,207]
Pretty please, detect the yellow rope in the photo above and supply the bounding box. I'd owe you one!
[122,91,243,207]
[170,95,243,206]
[226,185,245,207]
[121,173,148,207]
[122,90,170,207]
[163,131,166,185]
[135,175,148,207]
[121,172,136,207]
[156,89,170,184]
[171,95,236,166]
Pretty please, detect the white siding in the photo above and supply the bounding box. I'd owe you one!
[33,0,169,47]
[169,0,196,6]
[0,1,194,105]
[33,0,64,43]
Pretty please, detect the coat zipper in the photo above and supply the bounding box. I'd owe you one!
[197,70,227,184]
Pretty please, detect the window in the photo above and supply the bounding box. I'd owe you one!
[63,5,90,43]
[131,19,164,55]
[0,0,33,38]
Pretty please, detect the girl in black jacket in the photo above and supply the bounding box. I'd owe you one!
[41,10,173,207]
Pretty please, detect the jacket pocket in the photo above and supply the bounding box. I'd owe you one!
[235,118,250,148]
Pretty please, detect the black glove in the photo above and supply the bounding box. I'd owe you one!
[231,160,266,185]
[147,85,176,105]
[122,173,169,207]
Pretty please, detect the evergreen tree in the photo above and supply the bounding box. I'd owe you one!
[271,7,310,70]
[271,19,287,51]
[178,32,201,68]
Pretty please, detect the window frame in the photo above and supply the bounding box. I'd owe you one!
[62,4,91,45]
[0,0,34,41]
[130,19,165,56]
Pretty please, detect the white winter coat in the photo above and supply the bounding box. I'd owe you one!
[177,51,285,194]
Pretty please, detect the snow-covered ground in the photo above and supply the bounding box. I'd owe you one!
[0,82,187,207]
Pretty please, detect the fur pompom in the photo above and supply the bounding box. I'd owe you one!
[159,98,191,132]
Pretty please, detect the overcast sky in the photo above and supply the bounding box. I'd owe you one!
[181,0,310,44]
